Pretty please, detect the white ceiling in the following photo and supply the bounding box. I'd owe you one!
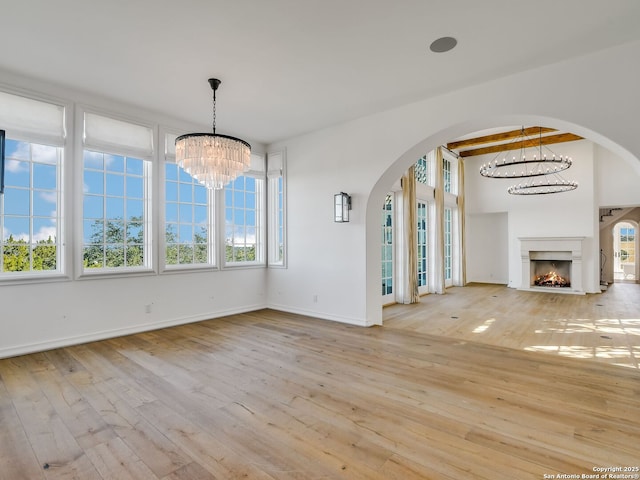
[2,0,640,144]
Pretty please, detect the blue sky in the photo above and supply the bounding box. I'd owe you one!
[2,139,58,242]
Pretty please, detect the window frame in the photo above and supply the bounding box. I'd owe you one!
[415,155,429,186]
[221,157,266,268]
[0,139,65,279]
[160,130,217,273]
[76,106,155,279]
[442,148,460,288]
[0,87,70,285]
[416,199,429,295]
[381,193,394,303]
[416,155,435,295]
[267,150,286,268]
[616,222,636,267]
[444,206,453,286]
[620,226,635,263]
[442,148,458,195]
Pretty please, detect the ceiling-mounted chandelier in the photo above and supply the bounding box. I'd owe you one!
[507,178,578,195]
[175,78,251,190]
[479,127,578,195]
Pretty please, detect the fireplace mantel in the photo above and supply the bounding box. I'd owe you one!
[519,237,585,294]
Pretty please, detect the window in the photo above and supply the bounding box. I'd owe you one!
[1,140,63,274]
[0,91,66,280]
[162,132,215,270]
[267,150,286,266]
[442,151,459,195]
[382,194,393,297]
[417,201,428,288]
[442,148,459,287]
[443,156,452,193]
[273,176,284,259]
[80,111,153,274]
[382,147,462,298]
[82,151,148,269]
[444,207,452,283]
[415,152,434,295]
[415,155,429,186]
[618,225,635,263]
[165,163,211,267]
[163,136,266,270]
[224,154,265,266]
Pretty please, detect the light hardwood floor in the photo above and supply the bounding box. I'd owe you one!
[384,282,640,369]
[1,287,639,479]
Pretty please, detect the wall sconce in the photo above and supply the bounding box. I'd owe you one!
[334,192,352,222]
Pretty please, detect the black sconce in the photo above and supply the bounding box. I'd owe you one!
[334,192,351,222]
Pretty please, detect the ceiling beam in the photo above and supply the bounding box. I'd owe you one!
[447,127,556,150]
[457,133,584,158]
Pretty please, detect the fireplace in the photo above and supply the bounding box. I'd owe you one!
[519,237,585,294]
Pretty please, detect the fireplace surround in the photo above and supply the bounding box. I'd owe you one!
[519,237,585,294]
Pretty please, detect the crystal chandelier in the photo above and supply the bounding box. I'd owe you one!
[479,127,578,195]
[175,78,251,190]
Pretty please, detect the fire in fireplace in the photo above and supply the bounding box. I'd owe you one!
[534,270,570,287]
[531,260,571,288]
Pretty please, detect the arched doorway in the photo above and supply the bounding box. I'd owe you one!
[365,116,640,324]
[613,220,637,282]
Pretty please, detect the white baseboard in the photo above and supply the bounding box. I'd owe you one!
[267,303,373,327]
[0,303,266,360]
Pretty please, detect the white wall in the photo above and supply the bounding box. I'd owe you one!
[0,270,268,358]
[269,40,640,326]
[595,144,640,207]
[266,122,379,325]
[466,212,508,284]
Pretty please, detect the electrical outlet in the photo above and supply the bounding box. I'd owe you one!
[313,294,318,303]
[145,304,152,313]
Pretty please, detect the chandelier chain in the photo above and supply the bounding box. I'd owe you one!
[212,87,217,134]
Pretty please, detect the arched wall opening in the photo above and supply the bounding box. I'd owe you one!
[364,114,640,325]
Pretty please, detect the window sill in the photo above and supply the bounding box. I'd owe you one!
[222,262,266,269]
[77,267,156,281]
[161,264,219,274]
[0,272,71,287]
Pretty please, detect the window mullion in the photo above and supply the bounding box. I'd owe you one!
[143,159,152,268]
[29,150,34,271]
[209,187,216,267]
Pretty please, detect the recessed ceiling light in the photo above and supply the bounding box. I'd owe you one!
[430,36,457,53]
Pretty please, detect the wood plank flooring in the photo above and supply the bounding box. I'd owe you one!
[385,282,640,369]
[1,292,639,479]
